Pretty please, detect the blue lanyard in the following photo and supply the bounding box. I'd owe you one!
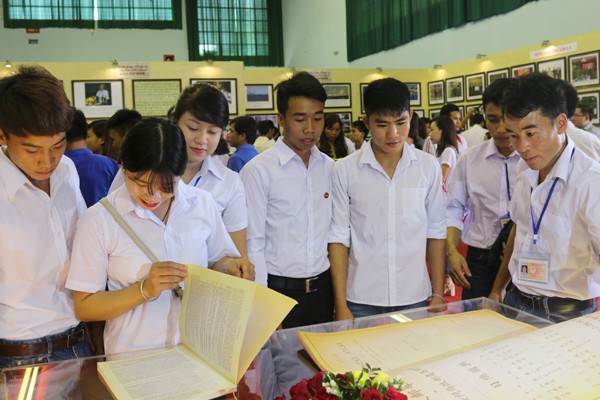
[193,175,202,186]
[504,159,511,202]
[529,147,575,245]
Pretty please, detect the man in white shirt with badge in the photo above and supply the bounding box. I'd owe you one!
[446,78,521,299]
[240,72,334,328]
[0,66,93,369]
[490,73,600,322]
[329,78,447,319]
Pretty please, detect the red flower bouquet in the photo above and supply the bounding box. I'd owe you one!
[274,364,407,400]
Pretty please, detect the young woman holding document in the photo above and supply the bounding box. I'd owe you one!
[66,118,254,355]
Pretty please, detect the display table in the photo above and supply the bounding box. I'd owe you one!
[0,298,553,400]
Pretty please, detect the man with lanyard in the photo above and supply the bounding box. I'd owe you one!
[489,73,600,322]
[446,78,520,299]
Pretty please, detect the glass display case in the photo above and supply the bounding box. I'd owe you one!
[0,298,553,400]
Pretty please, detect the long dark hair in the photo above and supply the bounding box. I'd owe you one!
[433,115,458,158]
[318,113,348,159]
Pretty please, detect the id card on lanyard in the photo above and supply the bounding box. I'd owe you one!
[518,148,575,284]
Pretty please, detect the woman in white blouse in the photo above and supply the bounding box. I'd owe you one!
[67,118,253,354]
[429,115,460,187]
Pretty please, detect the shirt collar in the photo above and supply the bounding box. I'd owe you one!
[523,136,575,187]
[358,141,417,173]
[275,138,326,166]
[483,139,520,160]
[0,149,70,202]
[198,155,224,181]
[113,178,192,221]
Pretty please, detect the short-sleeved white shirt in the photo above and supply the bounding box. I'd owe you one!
[187,155,247,232]
[240,139,334,286]
[329,142,447,306]
[109,156,247,233]
[0,152,85,339]
[438,146,458,183]
[66,180,239,354]
[509,138,600,299]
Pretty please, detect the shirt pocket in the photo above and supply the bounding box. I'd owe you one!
[399,187,428,224]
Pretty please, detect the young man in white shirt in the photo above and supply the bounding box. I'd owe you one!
[490,73,600,322]
[446,78,521,299]
[240,72,334,328]
[329,78,447,319]
[0,66,93,369]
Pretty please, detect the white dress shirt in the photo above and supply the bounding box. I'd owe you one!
[423,136,467,157]
[187,155,247,232]
[109,156,246,233]
[254,136,275,153]
[460,124,488,147]
[329,142,447,307]
[439,146,458,171]
[446,139,520,249]
[0,152,85,339]
[345,136,356,154]
[509,139,600,299]
[239,139,334,286]
[66,181,238,354]
[566,121,600,160]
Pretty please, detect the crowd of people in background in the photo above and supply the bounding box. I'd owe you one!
[2,65,600,371]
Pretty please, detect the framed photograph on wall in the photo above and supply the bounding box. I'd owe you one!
[245,84,274,111]
[249,113,279,128]
[406,82,421,106]
[537,57,567,80]
[466,73,485,101]
[323,83,352,108]
[72,80,124,119]
[360,83,369,114]
[413,109,424,118]
[190,78,238,115]
[569,52,600,87]
[428,81,444,106]
[429,108,441,119]
[511,63,535,77]
[578,92,600,124]
[336,112,353,132]
[446,76,464,103]
[487,68,509,85]
[132,79,182,117]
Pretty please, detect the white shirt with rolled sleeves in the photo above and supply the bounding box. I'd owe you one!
[108,156,247,233]
[239,139,334,287]
[509,139,600,299]
[446,139,520,249]
[0,152,85,340]
[329,142,447,307]
[66,180,239,355]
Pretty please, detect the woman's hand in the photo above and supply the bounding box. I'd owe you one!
[142,261,188,299]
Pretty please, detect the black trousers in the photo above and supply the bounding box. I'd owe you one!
[268,271,334,329]
[462,221,514,300]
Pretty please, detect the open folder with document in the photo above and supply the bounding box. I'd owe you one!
[98,265,297,400]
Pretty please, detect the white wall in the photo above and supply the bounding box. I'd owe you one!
[0,3,189,62]
[283,0,600,69]
[1,0,600,67]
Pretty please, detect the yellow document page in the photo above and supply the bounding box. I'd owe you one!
[98,348,235,400]
[297,309,536,373]
[98,265,297,400]
[400,311,600,399]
